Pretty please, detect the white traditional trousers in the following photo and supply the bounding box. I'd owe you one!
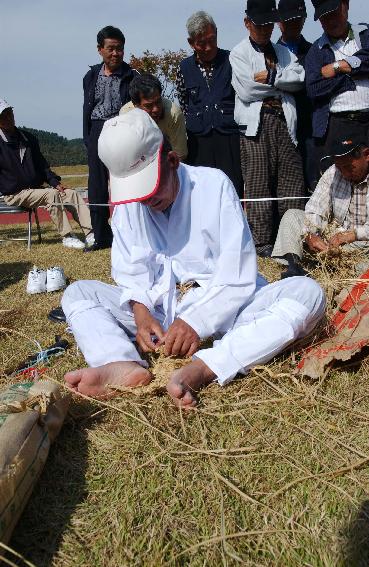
[62,277,325,386]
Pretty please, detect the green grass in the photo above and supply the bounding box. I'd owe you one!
[1,223,369,566]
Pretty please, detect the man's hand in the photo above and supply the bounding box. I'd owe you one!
[56,184,66,194]
[305,233,329,253]
[321,61,352,79]
[328,230,356,249]
[131,302,165,353]
[254,70,268,84]
[164,318,200,358]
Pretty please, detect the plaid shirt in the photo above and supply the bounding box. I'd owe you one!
[304,164,369,240]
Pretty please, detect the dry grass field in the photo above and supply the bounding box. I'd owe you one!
[1,219,369,566]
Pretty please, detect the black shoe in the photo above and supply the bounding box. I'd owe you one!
[281,264,307,280]
[257,245,273,258]
[48,307,66,323]
[83,243,111,253]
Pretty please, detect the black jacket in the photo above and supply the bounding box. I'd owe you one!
[0,129,60,196]
[278,35,313,139]
[82,62,135,147]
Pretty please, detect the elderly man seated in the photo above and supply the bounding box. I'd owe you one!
[61,109,325,408]
[272,126,369,278]
[0,99,94,249]
[120,73,188,161]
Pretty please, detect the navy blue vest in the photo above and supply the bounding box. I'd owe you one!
[179,49,238,136]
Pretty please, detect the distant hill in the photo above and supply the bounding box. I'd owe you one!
[21,127,87,167]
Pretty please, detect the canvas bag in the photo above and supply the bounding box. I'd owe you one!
[0,380,70,543]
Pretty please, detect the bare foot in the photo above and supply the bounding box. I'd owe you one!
[166,359,216,409]
[64,361,152,399]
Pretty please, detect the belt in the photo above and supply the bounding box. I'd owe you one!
[262,106,286,121]
[333,110,369,120]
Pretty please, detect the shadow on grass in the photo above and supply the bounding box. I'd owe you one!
[9,405,93,567]
[340,500,369,566]
[0,262,33,292]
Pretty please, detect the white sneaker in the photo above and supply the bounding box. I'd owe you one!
[27,266,47,294]
[85,232,95,247]
[62,234,85,249]
[46,266,66,293]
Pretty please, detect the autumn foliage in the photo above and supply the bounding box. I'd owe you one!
[129,49,189,101]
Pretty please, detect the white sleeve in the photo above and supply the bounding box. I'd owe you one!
[274,53,305,93]
[230,50,275,103]
[111,206,157,312]
[179,181,258,339]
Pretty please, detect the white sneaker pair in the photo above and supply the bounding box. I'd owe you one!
[27,266,66,294]
[62,232,95,249]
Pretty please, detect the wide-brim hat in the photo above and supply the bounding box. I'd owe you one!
[98,109,164,205]
[278,0,307,21]
[245,0,280,25]
[312,0,340,21]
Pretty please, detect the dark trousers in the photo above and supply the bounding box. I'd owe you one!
[240,112,305,251]
[87,120,113,248]
[187,130,244,199]
[298,134,316,193]
[313,112,369,188]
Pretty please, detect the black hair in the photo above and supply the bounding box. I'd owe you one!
[129,74,162,105]
[97,26,125,48]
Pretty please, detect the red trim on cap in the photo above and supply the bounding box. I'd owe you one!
[110,142,163,206]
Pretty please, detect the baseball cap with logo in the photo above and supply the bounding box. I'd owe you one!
[325,123,368,159]
[311,0,340,21]
[98,108,164,205]
[245,0,280,25]
[278,0,307,21]
[0,98,12,116]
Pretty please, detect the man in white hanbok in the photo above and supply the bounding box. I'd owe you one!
[62,109,325,408]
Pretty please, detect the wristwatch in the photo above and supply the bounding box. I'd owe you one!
[333,61,341,74]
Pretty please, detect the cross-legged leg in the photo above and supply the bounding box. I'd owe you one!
[167,277,325,407]
[61,280,152,398]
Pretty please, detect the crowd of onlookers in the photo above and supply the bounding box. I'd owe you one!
[0,0,368,280]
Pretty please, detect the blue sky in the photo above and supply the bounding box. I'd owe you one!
[0,0,363,139]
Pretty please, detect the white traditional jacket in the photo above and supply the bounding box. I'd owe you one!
[229,37,305,144]
[111,164,267,338]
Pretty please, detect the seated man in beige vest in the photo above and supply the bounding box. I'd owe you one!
[0,98,94,250]
[120,73,188,161]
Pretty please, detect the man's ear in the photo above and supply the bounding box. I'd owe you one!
[244,17,250,31]
[167,151,180,170]
[187,37,194,49]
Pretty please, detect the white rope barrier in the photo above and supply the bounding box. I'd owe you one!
[25,195,310,208]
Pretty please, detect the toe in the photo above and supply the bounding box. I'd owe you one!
[181,390,197,406]
[166,380,186,400]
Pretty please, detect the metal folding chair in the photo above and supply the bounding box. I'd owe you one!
[0,197,42,250]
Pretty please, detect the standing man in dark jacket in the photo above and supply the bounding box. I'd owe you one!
[306,0,369,186]
[176,11,244,199]
[83,25,136,251]
[278,0,315,190]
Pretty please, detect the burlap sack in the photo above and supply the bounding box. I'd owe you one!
[0,380,70,543]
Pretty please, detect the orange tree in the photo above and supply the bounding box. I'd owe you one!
[129,49,189,101]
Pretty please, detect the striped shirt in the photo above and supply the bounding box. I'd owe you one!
[330,29,369,113]
[304,165,369,240]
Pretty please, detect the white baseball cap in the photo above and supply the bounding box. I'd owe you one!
[98,108,164,205]
[0,98,12,115]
